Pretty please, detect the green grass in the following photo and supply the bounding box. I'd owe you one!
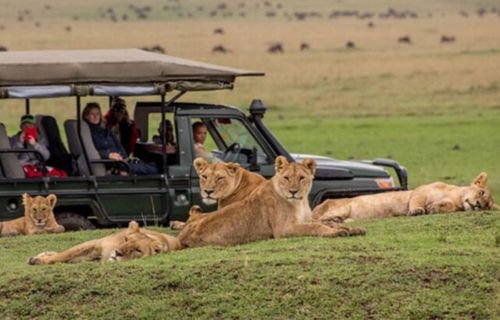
[0,211,498,319]
[269,111,500,198]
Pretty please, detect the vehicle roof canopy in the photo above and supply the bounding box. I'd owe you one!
[0,49,264,98]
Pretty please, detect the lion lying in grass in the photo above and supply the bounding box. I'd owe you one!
[28,221,181,264]
[314,172,497,223]
[0,194,64,237]
[178,156,365,248]
[312,191,413,223]
[408,172,498,215]
[169,158,266,230]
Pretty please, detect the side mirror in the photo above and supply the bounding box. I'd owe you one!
[248,147,261,172]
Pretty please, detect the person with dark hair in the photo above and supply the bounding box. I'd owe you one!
[104,97,139,156]
[83,102,158,175]
[152,119,176,154]
[192,121,221,163]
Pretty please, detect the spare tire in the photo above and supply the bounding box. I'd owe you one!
[55,212,95,231]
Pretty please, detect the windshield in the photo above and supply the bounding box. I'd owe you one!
[192,117,271,165]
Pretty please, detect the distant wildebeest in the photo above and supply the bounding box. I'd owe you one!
[300,42,310,51]
[398,36,411,44]
[65,26,72,32]
[268,43,284,53]
[213,27,224,34]
[0,46,8,52]
[346,41,355,49]
[367,21,375,28]
[212,45,230,54]
[141,45,166,54]
[440,35,456,43]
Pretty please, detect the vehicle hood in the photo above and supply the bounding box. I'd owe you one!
[291,153,390,179]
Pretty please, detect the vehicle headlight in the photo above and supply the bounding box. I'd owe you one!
[375,177,395,189]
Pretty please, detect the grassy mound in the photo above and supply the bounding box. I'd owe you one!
[0,211,498,319]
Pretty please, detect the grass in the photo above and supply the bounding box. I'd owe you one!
[1,0,500,318]
[0,211,498,319]
[271,112,500,196]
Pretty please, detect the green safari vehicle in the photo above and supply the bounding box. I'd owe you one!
[0,49,408,230]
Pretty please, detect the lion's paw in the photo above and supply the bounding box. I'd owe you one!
[408,207,425,216]
[28,251,57,265]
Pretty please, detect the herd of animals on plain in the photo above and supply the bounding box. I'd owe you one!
[0,155,496,265]
[1,2,498,53]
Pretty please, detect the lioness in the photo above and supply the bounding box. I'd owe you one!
[169,158,266,229]
[28,221,181,265]
[313,191,413,223]
[408,172,498,215]
[0,193,64,237]
[314,172,497,223]
[178,156,365,248]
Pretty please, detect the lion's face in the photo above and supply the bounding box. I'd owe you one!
[111,221,167,261]
[462,172,496,211]
[193,158,241,205]
[272,156,316,202]
[23,194,57,227]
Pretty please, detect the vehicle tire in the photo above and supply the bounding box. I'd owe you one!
[55,212,96,231]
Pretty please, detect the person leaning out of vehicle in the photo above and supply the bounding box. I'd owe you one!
[9,114,67,178]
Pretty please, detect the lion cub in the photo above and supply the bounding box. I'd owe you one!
[169,158,266,230]
[0,194,65,237]
[28,221,181,264]
[178,156,365,248]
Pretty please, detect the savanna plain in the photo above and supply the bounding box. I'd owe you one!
[0,0,499,319]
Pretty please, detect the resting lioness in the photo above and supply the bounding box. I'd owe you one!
[169,158,266,229]
[0,193,65,237]
[28,221,181,264]
[314,172,497,223]
[408,172,498,215]
[313,191,413,223]
[178,156,365,248]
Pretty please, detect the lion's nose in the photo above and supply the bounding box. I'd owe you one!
[289,189,299,196]
[205,190,214,196]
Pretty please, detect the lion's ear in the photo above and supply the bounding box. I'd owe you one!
[226,162,240,175]
[193,157,208,174]
[46,194,57,209]
[22,193,31,207]
[127,220,140,233]
[303,158,317,176]
[275,156,289,173]
[472,172,488,187]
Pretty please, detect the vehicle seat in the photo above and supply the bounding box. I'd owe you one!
[64,120,106,176]
[0,123,25,178]
[35,115,75,175]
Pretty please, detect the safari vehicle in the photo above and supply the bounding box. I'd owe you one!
[0,49,408,230]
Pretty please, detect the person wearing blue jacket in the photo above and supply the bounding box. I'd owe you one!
[82,102,158,175]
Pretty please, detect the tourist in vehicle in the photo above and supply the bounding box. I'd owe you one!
[152,119,176,154]
[10,115,67,177]
[83,102,158,175]
[192,121,221,163]
[104,97,139,156]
